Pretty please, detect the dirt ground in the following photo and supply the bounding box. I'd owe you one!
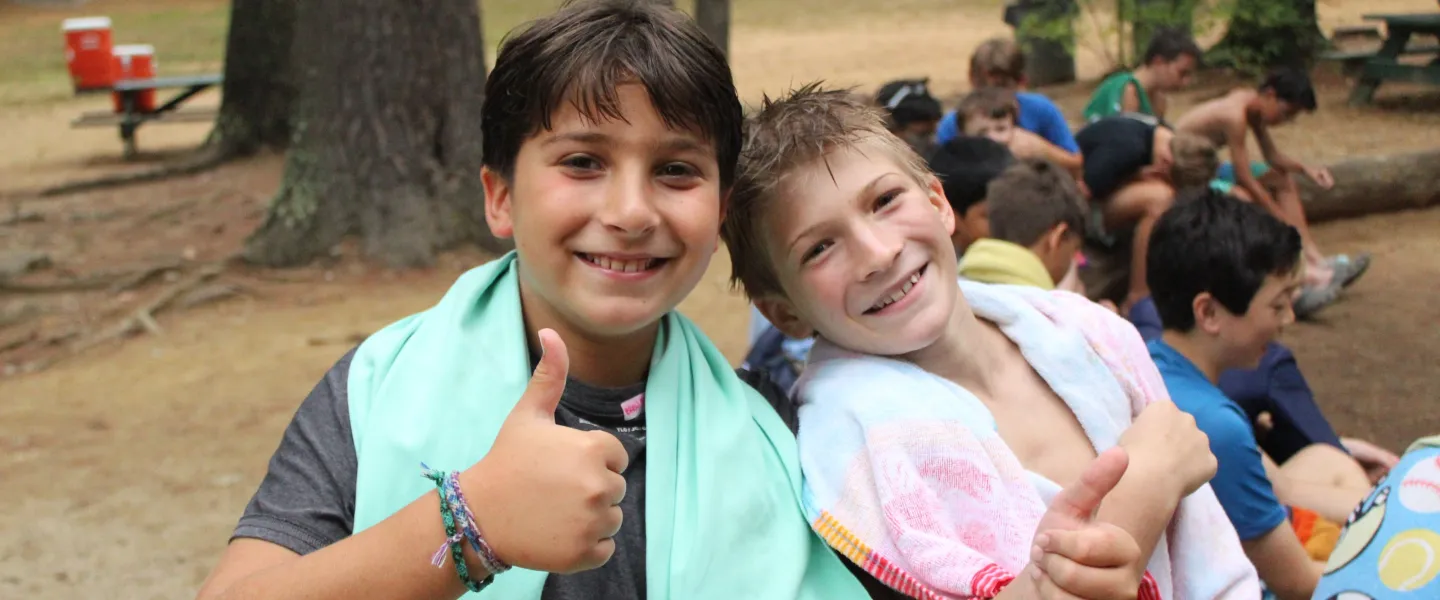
[2,0,1439,598]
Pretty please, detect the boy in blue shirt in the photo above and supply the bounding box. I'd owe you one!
[1144,188,1373,600]
[935,37,1079,153]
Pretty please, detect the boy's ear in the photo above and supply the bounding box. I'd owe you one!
[482,167,516,239]
[754,296,814,340]
[1041,223,1070,253]
[926,176,957,236]
[1192,291,1225,335]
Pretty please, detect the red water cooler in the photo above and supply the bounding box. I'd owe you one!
[62,17,114,92]
[111,44,157,113]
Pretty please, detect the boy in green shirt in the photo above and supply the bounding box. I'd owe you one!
[1084,29,1202,122]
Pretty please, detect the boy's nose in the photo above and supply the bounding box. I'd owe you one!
[855,225,903,281]
[598,173,660,237]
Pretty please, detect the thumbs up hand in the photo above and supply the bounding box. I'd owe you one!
[1018,447,1148,600]
[460,329,630,574]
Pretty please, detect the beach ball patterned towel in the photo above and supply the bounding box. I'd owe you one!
[1315,436,1440,599]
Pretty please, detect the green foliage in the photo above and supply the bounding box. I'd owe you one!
[1016,0,1318,73]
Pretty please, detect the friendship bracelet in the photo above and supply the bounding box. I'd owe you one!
[447,471,510,575]
[422,464,494,592]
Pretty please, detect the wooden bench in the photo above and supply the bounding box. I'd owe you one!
[1322,42,1440,76]
[68,74,222,158]
[72,107,218,128]
[1332,24,1383,45]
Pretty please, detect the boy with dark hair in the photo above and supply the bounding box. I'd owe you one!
[927,135,1015,254]
[1084,28,1203,122]
[955,87,1084,181]
[1073,113,1218,312]
[1175,68,1370,312]
[958,158,1086,290]
[1146,188,1373,600]
[197,2,876,599]
[935,37,1081,154]
[875,78,943,157]
[724,84,1261,600]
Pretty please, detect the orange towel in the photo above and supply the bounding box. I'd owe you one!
[1290,506,1343,562]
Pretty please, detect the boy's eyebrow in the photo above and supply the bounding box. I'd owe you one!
[784,173,893,256]
[537,131,709,155]
[654,136,709,155]
[540,131,610,147]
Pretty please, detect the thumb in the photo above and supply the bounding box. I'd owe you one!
[518,328,569,417]
[1046,446,1129,524]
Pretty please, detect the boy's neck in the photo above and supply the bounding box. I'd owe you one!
[902,297,1009,396]
[1132,65,1157,90]
[1159,329,1225,384]
[519,285,660,388]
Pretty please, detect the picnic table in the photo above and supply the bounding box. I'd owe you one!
[1344,13,1440,106]
[71,73,223,158]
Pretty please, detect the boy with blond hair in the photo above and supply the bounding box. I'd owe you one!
[723,84,1259,600]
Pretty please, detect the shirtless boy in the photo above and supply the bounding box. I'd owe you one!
[1174,69,1370,314]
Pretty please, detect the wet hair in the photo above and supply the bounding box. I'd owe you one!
[481,0,744,188]
[985,158,1086,248]
[1259,68,1318,112]
[955,87,1019,131]
[1147,187,1303,332]
[927,135,1014,216]
[970,37,1027,87]
[1141,28,1204,65]
[1168,132,1220,191]
[722,83,930,300]
[875,78,943,130]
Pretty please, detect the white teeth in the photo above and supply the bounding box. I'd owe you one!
[869,269,924,312]
[585,254,656,272]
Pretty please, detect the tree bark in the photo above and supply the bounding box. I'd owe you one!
[1078,149,1440,304]
[1209,0,1324,71]
[1009,0,1077,86]
[695,0,730,55]
[1299,149,1440,222]
[242,0,507,268]
[208,0,297,157]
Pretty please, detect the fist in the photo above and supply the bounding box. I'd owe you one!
[462,329,630,574]
[1032,524,1144,600]
[1119,401,1216,498]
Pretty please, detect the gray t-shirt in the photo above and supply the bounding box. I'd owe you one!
[233,349,910,600]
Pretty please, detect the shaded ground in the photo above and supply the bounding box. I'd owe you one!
[1,0,1438,597]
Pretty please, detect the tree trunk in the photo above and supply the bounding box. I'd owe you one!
[242,0,507,268]
[207,0,297,157]
[1077,149,1440,304]
[1299,149,1440,222]
[1009,0,1077,86]
[1209,0,1324,71]
[695,0,730,55]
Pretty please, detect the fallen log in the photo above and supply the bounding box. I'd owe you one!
[1079,147,1440,305]
[1299,148,1440,222]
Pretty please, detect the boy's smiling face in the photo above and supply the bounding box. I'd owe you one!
[756,142,960,356]
[1207,267,1301,370]
[484,83,722,340]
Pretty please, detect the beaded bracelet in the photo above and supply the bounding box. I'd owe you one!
[422,464,508,592]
